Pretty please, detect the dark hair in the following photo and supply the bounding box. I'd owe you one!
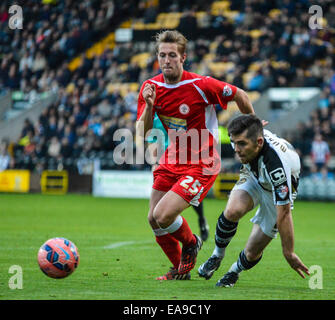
[227,114,263,142]
[155,30,187,56]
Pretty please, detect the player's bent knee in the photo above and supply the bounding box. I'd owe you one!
[224,207,246,222]
[147,212,156,226]
[152,207,164,225]
[148,210,161,229]
[152,207,176,229]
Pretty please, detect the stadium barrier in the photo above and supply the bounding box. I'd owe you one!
[212,173,240,199]
[41,170,69,195]
[298,177,335,201]
[0,169,91,194]
[1,169,334,201]
[36,171,92,194]
[92,170,240,200]
[93,170,153,198]
[0,169,30,193]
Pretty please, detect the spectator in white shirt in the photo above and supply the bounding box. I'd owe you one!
[311,133,331,171]
[0,139,11,171]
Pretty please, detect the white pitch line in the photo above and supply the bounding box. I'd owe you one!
[103,240,153,249]
[103,241,135,249]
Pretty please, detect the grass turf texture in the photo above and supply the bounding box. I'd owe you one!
[0,193,334,300]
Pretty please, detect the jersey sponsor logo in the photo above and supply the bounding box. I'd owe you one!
[179,104,190,115]
[275,184,289,200]
[269,168,286,186]
[160,115,187,131]
[223,85,233,97]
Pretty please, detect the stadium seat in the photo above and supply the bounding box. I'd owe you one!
[208,62,235,77]
[211,1,231,15]
[131,53,151,69]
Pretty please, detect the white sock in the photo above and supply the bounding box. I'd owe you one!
[160,215,183,234]
[153,228,168,237]
[212,246,225,258]
[229,262,243,274]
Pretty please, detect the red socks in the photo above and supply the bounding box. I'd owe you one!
[155,233,181,269]
[170,216,196,247]
[154,216,196,269]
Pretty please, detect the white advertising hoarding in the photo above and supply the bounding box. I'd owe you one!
[93,170,153,198]
[268,87,320,101]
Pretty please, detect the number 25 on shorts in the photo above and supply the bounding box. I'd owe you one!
[180,176,202,195]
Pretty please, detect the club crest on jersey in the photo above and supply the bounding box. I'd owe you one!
[223,85,232,97]
[236,178,247,185]
[179,104,190,115]
[276,184,289,199]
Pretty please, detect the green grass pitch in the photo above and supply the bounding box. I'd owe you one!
[0,193,334,300]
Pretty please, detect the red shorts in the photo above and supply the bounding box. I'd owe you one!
[152,164,218,206]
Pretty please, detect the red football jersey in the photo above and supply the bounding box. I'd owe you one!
[137,70,237,175]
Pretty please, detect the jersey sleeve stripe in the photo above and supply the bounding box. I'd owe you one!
[192,83,209,103]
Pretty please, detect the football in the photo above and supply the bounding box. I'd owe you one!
[38,237,80,279]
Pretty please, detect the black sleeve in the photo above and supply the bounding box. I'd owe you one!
[264,148,290,205]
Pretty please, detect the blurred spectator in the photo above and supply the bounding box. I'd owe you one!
[23,131,36,156]
[20,118,35,139]
[275,38,290,62]
[6,64,20,89]
[48,136,61,158]
[309,164,334,180]
[32,51,47,77]
[32,140,47,160]
[124,90,138,120]
[60,137,73,158]
[0,139,11,171]
[311,133,331,171]
[259,67,275,91]
[97,99,112,118]
[178,9,198,39]
[143,2,158,24]
[192,39,208,63]
[45,115,58,139]
[248,70,264,91]
[63,124,76,146]
[242,5,255,28]
[19,52,34,72]
[325,4,335,29]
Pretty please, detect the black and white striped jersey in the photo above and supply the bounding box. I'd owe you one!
[240,129,300,206]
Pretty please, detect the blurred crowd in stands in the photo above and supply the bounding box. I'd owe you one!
[0,0,334,177]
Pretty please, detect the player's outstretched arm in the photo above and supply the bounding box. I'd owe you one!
[276,203,310,279]
[232,88,255,115]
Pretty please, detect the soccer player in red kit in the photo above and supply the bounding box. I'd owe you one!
[136,30,255,280]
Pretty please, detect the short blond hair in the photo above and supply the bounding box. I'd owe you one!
[155,30,188,56]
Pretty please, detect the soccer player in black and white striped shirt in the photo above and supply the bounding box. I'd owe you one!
[198,114,310,287]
